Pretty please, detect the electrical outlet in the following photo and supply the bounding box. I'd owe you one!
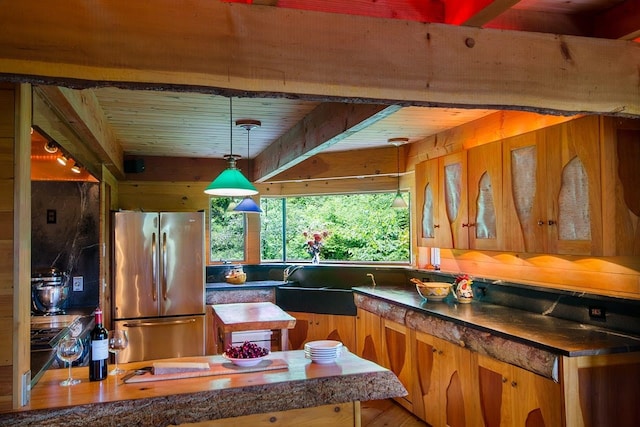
[588,306,606,321]
[72,276,83,292]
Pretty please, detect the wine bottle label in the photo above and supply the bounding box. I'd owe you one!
[91,339,109,360]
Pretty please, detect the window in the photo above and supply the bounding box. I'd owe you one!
[209,197,245,262]
[261,193,410,263]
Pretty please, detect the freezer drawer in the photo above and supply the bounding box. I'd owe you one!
[114,315,205,363]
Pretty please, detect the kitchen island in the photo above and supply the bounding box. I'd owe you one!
[0,350,406,426]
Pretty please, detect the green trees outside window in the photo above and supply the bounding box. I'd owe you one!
[261,193,410,263]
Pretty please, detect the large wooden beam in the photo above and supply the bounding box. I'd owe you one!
[0,1,637,117]
[253,103,401,181]
[34,87,124,179]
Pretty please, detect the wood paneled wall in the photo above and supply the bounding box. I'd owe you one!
[0,83,31,410]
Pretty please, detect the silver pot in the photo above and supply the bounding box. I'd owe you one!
[31,268,70,315]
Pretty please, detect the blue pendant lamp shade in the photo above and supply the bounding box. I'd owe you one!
[233,197,263,213]
[204,98,259,197]
[389,137,409,209]
[232,119,263,213]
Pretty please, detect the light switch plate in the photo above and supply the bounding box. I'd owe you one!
[72,276,83,291]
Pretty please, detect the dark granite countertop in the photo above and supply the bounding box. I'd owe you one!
[206,280,287,290]
[353,285,640,357]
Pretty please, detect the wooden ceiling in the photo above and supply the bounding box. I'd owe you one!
[22,0,639,182]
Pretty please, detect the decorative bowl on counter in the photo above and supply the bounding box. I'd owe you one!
[225,272,247,285]
[410,278,452,301]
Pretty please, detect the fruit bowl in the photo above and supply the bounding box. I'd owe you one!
[223,341,269,367]
[410,278,452,301]
[222,353,267,367]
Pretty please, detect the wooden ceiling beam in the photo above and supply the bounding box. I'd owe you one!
[592,0,640,40]
[34,86,125,179]
[0,1,637,117]
[266,145,402,183]
[253,103,401,182]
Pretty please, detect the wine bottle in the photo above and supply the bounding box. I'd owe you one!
[89,307,108,381]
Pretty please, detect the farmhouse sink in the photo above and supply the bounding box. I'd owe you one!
[276,284,356,316]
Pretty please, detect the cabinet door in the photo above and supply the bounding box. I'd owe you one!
[355,308,383,365]
[414,331,482,427]
[286,311,314,350]
[441,152,469,249]
[416,158,441,247]
[381,318,413,411]
[544,116,602,255]
[503,132,546,253]
[468,141,503,251]
[478,354,562,427]
[287,311,356,351]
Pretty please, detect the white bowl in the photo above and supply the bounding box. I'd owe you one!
[222,353,267,367]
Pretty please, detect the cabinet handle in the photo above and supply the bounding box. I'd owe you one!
[537,220,544,226]
[438,350,443,355]
[432,348,438,353]
[462,223,476,228]
[434,224,440,228]
[502,377,508,383]
[511,381,517,388]
[548,220,556,226]
[462,223,469,227]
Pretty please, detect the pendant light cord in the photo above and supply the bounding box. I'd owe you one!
[229,97,233,157]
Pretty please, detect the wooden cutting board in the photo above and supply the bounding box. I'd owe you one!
[123,358,288,383]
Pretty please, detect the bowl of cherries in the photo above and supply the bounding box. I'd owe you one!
[223,341,270,367]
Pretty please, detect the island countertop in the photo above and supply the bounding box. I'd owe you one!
[1,350,406,426]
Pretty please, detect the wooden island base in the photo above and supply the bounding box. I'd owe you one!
[0,351,405,427]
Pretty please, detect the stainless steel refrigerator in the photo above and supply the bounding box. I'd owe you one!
[112,211,205,363]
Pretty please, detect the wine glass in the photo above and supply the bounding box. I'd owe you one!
[57,336,84,386]
[108,330,129,375]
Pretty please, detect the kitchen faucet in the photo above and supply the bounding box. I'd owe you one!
[283,265,304,282]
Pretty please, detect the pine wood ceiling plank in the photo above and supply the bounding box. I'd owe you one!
[0,1,637,116]
[253,103,401,182]
[592,0,640,40]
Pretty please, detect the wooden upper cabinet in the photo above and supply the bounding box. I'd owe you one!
[503,116,602,255]
[416,158,441,248]
[601,117,640,256]
[416,152,468,249]
[468,141,503,251]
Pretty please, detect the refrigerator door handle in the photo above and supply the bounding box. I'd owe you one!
[162,232,168,301]
[123,318,197,327]
[151,232,157,301]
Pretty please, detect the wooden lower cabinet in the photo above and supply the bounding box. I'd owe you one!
[562,352,640,427]
[355,308,383,365]
[381,318,414,412]
[413,331,482,427]
[286,311,356,351]
[477,354,562,427]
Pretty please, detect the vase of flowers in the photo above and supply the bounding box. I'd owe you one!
[303,231,328,264]
[454,274,474,303]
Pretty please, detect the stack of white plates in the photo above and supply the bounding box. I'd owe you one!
[304,340,343,364]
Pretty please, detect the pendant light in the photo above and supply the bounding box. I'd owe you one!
[389,137,408,209]
[233,119,263,213]
[204,98,259,196]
